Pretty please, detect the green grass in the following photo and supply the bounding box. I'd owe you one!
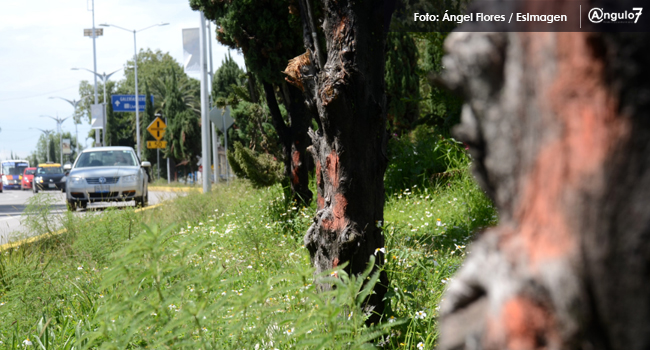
[0,169,496,349]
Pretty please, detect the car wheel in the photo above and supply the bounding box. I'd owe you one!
[67,200,77,211]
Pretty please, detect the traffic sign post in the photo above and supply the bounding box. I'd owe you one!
[147,140,167,148]
[147,117,169,179]
[111,95,154,112]
[147,117,167,140]
[147,116,167,181]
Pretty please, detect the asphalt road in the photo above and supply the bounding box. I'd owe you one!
[0,188,174,245]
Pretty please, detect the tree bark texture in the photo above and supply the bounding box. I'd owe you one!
[290,0,391,322]
[437,8,650,350]
[262,82,313,206]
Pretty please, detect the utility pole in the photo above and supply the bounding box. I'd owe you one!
[90,0,100,145]
[199,11,211,193]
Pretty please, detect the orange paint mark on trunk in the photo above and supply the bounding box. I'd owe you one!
[332,193,348,231]
[325,150,340,188]
[321,193,348,232]
[291,150,301,185]
[510,32,629,267]
[487,296,557,350]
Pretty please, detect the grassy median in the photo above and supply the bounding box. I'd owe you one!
[0,170,496,349]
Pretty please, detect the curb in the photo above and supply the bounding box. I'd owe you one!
[0,202,165,251]
[149,186,201,193]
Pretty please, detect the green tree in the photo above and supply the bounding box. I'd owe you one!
[212,51,245,102]
[190,0,314,205]
[35,132,79,165]
[414,32,463,134]
[77,49,199,149]
[162,68,202,175]
[385,32,420,135]
[48,139,56,163]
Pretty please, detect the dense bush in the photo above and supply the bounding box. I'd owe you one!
[385,125,469,193]
[227,141,284,188]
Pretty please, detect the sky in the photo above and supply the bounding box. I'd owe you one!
[0,0,245,160]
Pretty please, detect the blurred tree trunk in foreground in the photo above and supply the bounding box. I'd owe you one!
[437,20,650,350]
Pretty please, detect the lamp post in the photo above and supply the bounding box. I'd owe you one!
[99,22,169,159]
[40,115,70,165]
[49,96,87,154]
[87,0,100,145]
[71,68,121,145]
[30,128,55,163]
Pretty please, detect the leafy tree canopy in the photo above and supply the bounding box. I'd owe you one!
[189,0,304,84]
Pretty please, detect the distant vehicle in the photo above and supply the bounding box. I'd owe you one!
[21,167,36,190]
[65,147,150,211]
[33,163,66,193]
[1,160,29,190]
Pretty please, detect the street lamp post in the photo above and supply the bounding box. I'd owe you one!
[49,96,87,154]
[88,0,100,145]
[40,115,70,165]
[71,68,121,146]
[99,22,169,159]
[30,128,55,163]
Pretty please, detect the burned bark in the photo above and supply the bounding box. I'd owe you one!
[291,0,392,323]
[437,6,650,350]
[262,82,313,206]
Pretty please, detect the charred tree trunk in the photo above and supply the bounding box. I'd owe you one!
[290,0,393,323]
[437,10,650,350]
[262,82,313,205]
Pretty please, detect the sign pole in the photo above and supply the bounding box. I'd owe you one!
[212,123,219,183]
[199,11,211,194]
[157,148,160,180]
[90,0,100,146]
[222,113,229,184]
[166,117,170,184]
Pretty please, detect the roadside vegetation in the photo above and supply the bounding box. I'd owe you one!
[0,128,497,349]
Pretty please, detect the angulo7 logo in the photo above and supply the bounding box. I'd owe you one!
[589,7,643,23]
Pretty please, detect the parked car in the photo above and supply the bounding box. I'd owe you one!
[21,167,36,190]
[33,163,66,193]
[65,147,150,211]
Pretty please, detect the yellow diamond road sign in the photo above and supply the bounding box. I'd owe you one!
[147,117,167,141]
[147,140,167,149]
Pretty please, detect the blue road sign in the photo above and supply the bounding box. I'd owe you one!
[111,95,154,112]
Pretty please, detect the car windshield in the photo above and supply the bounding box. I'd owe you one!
[75,150,137,168]
[37,167,63,175]
[25,169,35,175]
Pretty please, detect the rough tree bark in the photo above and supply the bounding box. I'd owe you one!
[261,82,313,205]
[436,7,650,350]
[285,0,393,323]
